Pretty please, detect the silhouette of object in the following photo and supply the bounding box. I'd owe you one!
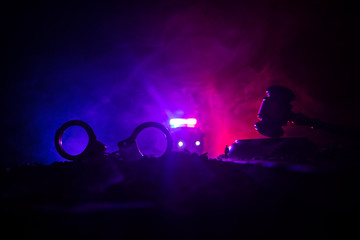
[55,120,106,162]
[254,86,358,140]
[118,122,173,159]
[228,138,317,162]
[170,127,204,154]
[55,120,173,162]
[225,145,229,159]
[254,86,295,138]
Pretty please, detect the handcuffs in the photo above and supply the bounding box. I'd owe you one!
[55,120,173,162]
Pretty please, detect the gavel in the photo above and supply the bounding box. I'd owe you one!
[254,86,357,140]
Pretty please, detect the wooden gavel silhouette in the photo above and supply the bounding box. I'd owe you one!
[254,86,357,140]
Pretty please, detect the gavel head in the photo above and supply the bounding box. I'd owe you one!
[254,86,295,138]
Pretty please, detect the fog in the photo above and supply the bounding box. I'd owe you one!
[2,0,358,166]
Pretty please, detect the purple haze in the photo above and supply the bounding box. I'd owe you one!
[2,0,358,166]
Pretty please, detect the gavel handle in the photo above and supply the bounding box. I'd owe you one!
[291,113,358,141]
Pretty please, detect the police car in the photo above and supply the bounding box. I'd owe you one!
[169,118,204,155]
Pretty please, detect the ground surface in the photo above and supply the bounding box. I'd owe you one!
[1,151,359,239]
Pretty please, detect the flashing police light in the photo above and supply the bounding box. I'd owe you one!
[170,118,197,128]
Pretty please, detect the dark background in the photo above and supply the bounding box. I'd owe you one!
[2,0,359,167]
